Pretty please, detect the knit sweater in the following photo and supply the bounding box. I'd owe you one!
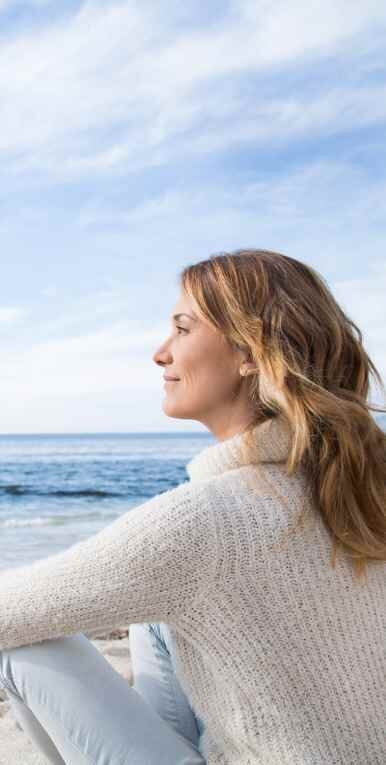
[1,414,385,764]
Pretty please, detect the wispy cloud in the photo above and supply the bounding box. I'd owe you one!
[0,1,385,431]
[77,159,386,228]
[1,1,386,181]
[75,159,386,276]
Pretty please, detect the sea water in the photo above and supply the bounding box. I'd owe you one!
[0,432,213,572]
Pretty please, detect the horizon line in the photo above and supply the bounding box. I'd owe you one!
[0,414,384,438]
[0,430,212,437]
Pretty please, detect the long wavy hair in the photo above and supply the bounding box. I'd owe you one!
[180,249,386,582]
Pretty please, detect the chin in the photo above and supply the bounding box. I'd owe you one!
[162,400,191,420]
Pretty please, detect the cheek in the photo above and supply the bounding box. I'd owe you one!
[182,344,235,392]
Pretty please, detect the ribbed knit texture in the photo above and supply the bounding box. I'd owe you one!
[1,414,385,763]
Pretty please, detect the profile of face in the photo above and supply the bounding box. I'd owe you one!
[152,289,256,440]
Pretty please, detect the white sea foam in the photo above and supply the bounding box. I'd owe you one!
[0,511,119,528]
[0,516,64,528]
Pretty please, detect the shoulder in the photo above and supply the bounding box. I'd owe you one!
[195,463,313,529]
[145,475,219,507]
[146,467,271,515]
[136,463,311,526]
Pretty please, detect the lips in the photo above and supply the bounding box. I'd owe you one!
[163,376,180,381]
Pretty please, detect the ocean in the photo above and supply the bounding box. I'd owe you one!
[0,432,213,572]
[1,415,384,573]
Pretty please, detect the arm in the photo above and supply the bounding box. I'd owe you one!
[0,480,219,650]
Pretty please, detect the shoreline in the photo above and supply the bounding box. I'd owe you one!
[0,626,132,765]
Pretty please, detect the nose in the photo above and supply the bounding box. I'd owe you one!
[152,338,173,368]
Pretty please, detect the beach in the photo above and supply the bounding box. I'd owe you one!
[0,626,132,764]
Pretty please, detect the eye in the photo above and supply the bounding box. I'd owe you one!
[176,326,188,335]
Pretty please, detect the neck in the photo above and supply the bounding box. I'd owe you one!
[197,406,258,443]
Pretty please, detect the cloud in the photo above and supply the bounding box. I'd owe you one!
[0,284,176,432]
[1,0,386,180]
[0,0,53,12]
[0,318,169,398]
[0,306,25,324]
[332,262,386,404]
[75,158,386,257]
[0,1,385,432]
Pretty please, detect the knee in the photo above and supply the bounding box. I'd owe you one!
[0,633,84,686]
[128,622,150,653]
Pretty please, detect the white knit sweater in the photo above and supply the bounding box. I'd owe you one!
[1,414,385,763]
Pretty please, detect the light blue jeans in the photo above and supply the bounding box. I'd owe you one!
[0,622,206,764]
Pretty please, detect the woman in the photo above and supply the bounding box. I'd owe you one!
[0,249,385,764]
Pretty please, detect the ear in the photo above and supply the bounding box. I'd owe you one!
[233,343,256,376]
[239,361,257,377]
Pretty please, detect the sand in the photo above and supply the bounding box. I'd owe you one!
[0,627,133,765]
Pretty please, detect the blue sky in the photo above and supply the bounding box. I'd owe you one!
[1,0,385,433]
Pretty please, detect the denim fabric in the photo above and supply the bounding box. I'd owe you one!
[0,626,206,765]
[133,623,206,743]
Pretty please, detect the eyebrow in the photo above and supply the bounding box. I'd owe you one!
[172,312,198,322]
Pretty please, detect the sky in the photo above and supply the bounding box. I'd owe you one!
[0,0,385,433]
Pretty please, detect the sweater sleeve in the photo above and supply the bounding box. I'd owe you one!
[0,480,219,651]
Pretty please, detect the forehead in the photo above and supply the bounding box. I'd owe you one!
[170,291,199,320]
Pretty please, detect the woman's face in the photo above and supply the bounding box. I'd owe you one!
[152,289,254,439]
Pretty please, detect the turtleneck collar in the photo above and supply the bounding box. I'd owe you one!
[186,413,292,483]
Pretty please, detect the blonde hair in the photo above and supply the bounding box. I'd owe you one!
[180,249,386,582]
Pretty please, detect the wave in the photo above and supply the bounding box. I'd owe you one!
[1,516,68,528]
[0,511,120,528]
[0,485,123,498]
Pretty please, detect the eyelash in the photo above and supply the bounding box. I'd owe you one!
[176,326,188,335]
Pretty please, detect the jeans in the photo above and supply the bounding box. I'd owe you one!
[0,623,206,764]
